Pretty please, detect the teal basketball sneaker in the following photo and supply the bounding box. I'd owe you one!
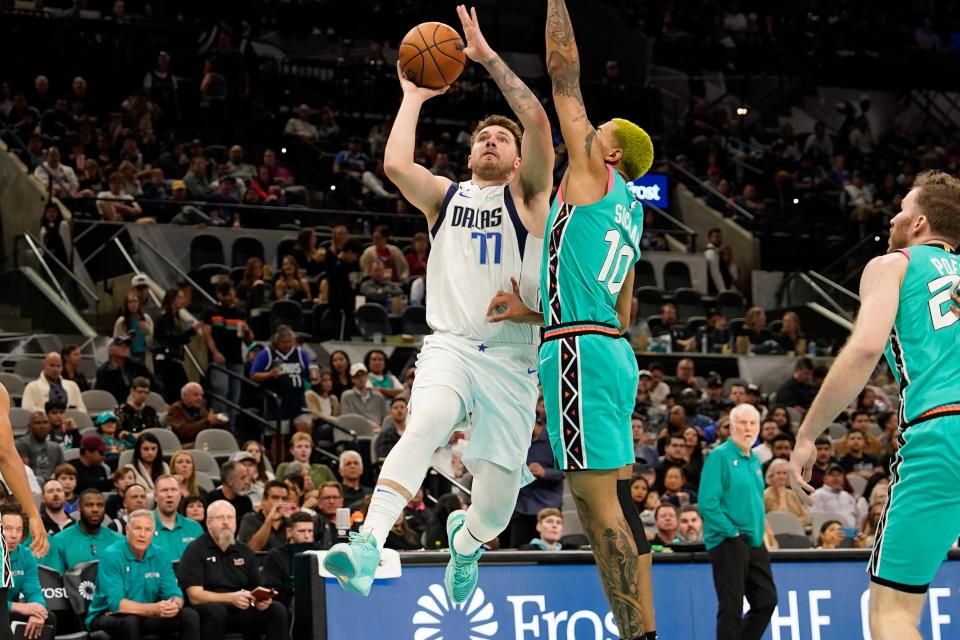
[323,530,381,596]
[444,510,482,604]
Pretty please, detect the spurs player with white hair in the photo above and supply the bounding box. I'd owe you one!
[324,5,552,603]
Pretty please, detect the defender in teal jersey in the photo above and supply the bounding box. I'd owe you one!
[789,171,960,640]
[487,1,657,638]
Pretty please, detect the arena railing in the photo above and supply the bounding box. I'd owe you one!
[667,159,755,222]
[109,236,209,378]
[204,388,278,448]
[207,362,282,434]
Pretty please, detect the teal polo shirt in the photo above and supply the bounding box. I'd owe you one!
[153,511,204,560]
[7,544,45,605]
[86,539,182,628]
[40,524,122,573]
[699,439,766,550]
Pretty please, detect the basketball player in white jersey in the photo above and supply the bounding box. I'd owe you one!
[324,5,553,603]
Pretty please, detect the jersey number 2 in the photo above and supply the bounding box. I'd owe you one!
[927,274,960,330]
[597,229,635,295]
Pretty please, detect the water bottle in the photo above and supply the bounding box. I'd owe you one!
[385,295,392,312]
[701,330,708,353]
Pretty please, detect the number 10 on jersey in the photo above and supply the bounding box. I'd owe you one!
[597,229,635,295]
[472,231,502,265]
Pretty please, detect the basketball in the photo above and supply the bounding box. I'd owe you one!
[398,22,467,89]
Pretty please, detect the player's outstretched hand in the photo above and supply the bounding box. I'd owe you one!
[27,514,48,559]
[486,277,533,323]
[457,5,495,63]
[396,61,450,101]
[788,434,817,507]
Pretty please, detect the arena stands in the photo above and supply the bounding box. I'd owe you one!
[0,0,958,637]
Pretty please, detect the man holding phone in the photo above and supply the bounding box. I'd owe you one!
[238,480,292,552]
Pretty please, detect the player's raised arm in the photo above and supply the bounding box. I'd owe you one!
[545,0,607,194]
[0,385,47,558]
[458,5,553,214]
[788,253,906,503]
[382,64,454,226]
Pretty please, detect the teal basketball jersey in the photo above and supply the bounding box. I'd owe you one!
[883,244,960,425]
[540,166,643,329]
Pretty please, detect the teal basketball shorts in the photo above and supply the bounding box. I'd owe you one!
[868,412,960,592]
[539,324,638,471]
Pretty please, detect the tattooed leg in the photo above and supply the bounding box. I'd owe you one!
[569,468,655,637]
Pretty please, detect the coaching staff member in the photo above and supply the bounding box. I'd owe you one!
[179,500,287,640]
[86,509,199,639]
[700,403,777,640]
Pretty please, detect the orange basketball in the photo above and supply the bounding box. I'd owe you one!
[398,22,467,89]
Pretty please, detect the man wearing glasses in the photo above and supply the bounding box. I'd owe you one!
[314,482,344,548]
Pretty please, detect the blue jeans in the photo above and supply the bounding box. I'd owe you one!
[208,363,243,431]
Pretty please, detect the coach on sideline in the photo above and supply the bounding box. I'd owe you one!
[699,403,777,640]
[86,509,199,639]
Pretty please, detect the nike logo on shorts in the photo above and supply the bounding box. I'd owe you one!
[527,367,537,375]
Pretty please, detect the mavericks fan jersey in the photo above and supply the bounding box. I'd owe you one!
[428,180,542,345]
[884,244,960,425]
[541,166,642,327]
[259,346,308,421]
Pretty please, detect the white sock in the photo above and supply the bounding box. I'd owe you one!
[452,459,522,557]
[360,485,408,550]
[360,385,466,550]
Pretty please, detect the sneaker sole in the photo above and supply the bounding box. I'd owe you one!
[325,547,376,597]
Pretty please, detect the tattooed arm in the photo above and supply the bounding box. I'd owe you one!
[458,5,553,231]
[546,0,608,204]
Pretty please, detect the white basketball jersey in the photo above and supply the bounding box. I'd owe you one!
[427,180,542,345]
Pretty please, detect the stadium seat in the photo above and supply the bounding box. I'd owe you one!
[276,238,297,267]
[232,236,265,268]
[635,260,657,288]
[673,287,704,321]
[400,305,430,335]
[82,390,118,416]
[561,510,584,536]
[663,261,693,291]
[63,448,81,462]
[0,372,24,397]
[229,266,246,285]
[769,319,783,334]
[141,428,181,456]
[775,533,812,549]
[9,408,30,436]
[269,299,308,335]
[717,290,746,319]
[355,304,391,338]
[560,533,589,548]
[846,474,867,497]
[767,512,806,537]
[145,392,168,413]
[728,318,745,337]
[186,448,221,476]
[635,286,664,319]
[66,409,94,432]
[195,429,240,461]
[686,316,708,335]
[13,359,43,380]
[80,427,97,437]
[190,234,225,269]
[827,423,847,439]
[811,512,848,541]
[190,263,231,298]
[332,413,379,438]
[196,471,216,493]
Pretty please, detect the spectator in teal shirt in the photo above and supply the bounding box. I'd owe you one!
[700,403,777,639]
[86,509,200,638]
[2,505,56,638]
[153,475,204,559]
[40,489,122,573]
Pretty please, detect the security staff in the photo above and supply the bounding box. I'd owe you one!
[86,509,199,639]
